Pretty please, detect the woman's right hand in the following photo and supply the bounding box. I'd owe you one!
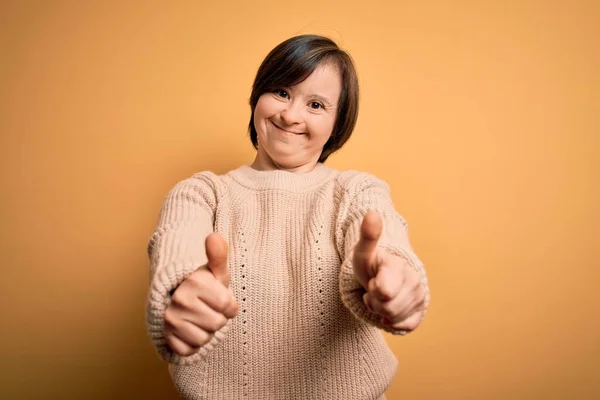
[164,233,239,357]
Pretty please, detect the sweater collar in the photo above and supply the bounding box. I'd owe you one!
[228,163,337,192]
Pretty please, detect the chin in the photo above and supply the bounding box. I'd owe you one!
[271,155,300,168]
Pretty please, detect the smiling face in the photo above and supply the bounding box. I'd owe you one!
[251,62,342,172]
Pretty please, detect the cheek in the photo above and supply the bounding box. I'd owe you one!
[254,101,265,120]
[310,116,336,142]
[255,96,278,121]
[253,103,268,135]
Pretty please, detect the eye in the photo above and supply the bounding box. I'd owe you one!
[309,101,324,110]
[274,89,289,99]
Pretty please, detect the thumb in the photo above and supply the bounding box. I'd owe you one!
[352,211,383,288]
[205,232,230,286]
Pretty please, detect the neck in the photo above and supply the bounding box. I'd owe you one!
[230,162,336,192]
[250,153,319,173]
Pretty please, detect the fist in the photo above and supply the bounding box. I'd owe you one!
[353,211,426,332]
[164,233,239,356]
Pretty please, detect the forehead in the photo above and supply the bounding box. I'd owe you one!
[290,63,342,101]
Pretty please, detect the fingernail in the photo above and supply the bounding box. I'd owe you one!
[376,292,388,301]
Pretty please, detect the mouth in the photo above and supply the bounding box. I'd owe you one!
[270,120,304,135]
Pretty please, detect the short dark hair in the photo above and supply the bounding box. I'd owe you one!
[248,35,359,163]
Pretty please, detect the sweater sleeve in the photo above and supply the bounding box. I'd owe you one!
[336,172,430,335]
[146,172,230,365]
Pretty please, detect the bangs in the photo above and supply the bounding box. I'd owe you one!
[252,41,338,96]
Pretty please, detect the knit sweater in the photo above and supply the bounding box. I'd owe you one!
[146,163,430,400]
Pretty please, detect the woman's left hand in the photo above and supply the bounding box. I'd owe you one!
[352,211,427,332]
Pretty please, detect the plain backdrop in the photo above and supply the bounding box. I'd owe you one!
[1,1,598,399]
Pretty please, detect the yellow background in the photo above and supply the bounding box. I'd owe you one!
[1,1,598,399]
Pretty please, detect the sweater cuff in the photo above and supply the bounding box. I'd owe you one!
[146,258,231,365]
[339,245,430,336]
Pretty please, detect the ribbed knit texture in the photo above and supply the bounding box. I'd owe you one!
[146,163,430,400]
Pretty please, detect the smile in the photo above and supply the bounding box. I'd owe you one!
[270,120,304,135]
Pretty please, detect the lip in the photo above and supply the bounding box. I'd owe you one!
[270,120,304,135]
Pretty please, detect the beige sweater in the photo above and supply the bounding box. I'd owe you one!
[146,163,430,400]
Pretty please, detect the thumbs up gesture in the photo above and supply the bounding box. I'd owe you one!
[164,233,239,357]
[353,212,426,332]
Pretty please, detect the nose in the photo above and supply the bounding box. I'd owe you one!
[280,102,302,126]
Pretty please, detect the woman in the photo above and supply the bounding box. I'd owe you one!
[146,34,430,400]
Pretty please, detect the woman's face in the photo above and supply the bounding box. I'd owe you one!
[252,62,342,171]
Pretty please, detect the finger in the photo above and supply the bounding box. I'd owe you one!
[185,270,239,318]
[205,233,230,286]
[369,262,404,302]
[223,292,239,318]
[353,211,383,286]
[165,332,199,357]
[387,307,425,332]
[371,279,426,324]
[178,299,230,333]
[166,318,213,349]
[367,288,414,323]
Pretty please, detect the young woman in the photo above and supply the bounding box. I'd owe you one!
[146,34,430,400]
